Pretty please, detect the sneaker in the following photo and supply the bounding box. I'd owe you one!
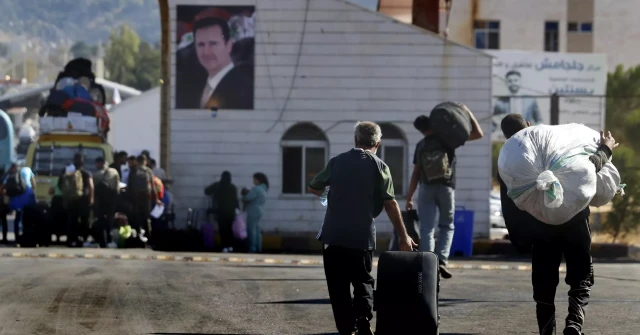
[222,248,229,253]
[228,247,233,253]
[439,264,453,279]
[356,318,374,335]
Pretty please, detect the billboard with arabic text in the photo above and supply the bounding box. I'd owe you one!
[486,50,607,142]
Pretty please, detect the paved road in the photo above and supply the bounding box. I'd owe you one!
[0,251,637,335]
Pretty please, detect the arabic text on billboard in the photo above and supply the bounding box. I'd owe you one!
[487,50,607,142]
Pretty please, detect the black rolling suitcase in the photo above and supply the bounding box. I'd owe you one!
[374,251,440,335]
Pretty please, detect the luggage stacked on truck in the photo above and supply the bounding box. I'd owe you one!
[39,58,110,137]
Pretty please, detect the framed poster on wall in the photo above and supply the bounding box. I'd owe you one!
[175,5,255,110]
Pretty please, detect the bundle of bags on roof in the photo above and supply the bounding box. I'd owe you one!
[498,123,624,225]
[39,58,110,133]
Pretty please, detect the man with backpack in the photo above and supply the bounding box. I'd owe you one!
[60,153,94,247]
[405,111,484,279]
[127,155,160,241]
[93,157,120,248]
[2,163,36,243]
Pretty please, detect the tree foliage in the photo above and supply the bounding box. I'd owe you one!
[0,0,160,43]
[603,65,640,241]
[104,24,140,86]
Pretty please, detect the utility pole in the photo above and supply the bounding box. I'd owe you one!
[550,93,559,125]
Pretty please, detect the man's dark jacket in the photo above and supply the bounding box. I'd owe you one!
[497,145,613,253]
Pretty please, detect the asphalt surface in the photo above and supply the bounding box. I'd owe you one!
[0,250,637,335]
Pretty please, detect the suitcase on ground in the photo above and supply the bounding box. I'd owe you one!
[153,208,203,252]
[374,251,440,335]
[429,101,472,150]
[20,203,51,247]
[389,210,421,251]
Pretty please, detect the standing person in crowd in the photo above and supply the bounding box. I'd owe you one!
[127,155,160,241]
[149,158,167,180]
[50,168,67,243]
[110,151,128,178]
[93,157,120,248]
[406,107,484,279]
[242,172,269,254]
[204,171,239,253]
[121,156,136,187]
[2,162,36,244]
[62,153,93,248]
[308,121,416,335]
[498,114,615,335]
[0,166,9,243]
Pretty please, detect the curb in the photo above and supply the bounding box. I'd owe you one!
[0,251,565,272]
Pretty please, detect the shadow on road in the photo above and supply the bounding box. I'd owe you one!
[224,264,323,269]
[227,278,325,282]
[257,298,331,305]
[151,333,476,335]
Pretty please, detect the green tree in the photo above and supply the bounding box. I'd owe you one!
[602,65,640,241]
[104,24,140,87]
[132,41,161,91]
[606,65,640,151]
[604,145,640,242]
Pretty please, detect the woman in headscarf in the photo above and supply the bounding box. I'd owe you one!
[204,171,239,252]
[241,172,269,253]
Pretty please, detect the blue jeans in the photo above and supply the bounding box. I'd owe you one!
[246,214,262,253]
[417,183,455,264]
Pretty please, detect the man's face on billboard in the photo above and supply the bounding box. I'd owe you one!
[506,73,521,94]
[194,25,233,76]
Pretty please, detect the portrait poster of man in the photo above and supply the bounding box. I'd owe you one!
[175,5,255,110]
[486,50,607,142]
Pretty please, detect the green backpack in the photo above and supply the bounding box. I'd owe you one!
[61,170,84,202]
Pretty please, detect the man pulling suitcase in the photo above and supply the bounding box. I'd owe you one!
[308,121,416,335]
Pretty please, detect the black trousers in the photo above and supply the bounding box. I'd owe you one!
[323,245,374,335]
[67,199,90,246]
[531,217,594,335]
[218,214,235,249]
[94,201,115,247]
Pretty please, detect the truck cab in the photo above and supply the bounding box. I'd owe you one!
[25,116,113,204]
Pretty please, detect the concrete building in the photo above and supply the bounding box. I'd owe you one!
[379,0,638,70]
[108,87,161,165]
[159,0,493,244]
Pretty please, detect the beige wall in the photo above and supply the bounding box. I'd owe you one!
[379,0,412,23]
[446,0,567,52]
[594,0,640,69]
[381,0,640,69]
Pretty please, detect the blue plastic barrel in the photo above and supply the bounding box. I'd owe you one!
[450,206,474,257]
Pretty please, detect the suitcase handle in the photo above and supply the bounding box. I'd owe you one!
[455,206,466,211]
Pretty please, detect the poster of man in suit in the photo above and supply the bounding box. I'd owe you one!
[175,6,255,110]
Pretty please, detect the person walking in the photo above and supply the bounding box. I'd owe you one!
[406,107,484,279]
[498,113,615,335]
[2,162,36,244]
[308,121,416,335]
[242,172,269,253]
[204,171,239,253]
[62,154,93,247]
[93,157,120,248]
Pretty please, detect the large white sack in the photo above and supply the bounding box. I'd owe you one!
[563,123,623,207]
[498,123,622,225]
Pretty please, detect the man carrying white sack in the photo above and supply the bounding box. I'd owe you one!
[497,114,618,335]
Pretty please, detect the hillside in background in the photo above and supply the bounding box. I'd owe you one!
[0,0,160,43]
